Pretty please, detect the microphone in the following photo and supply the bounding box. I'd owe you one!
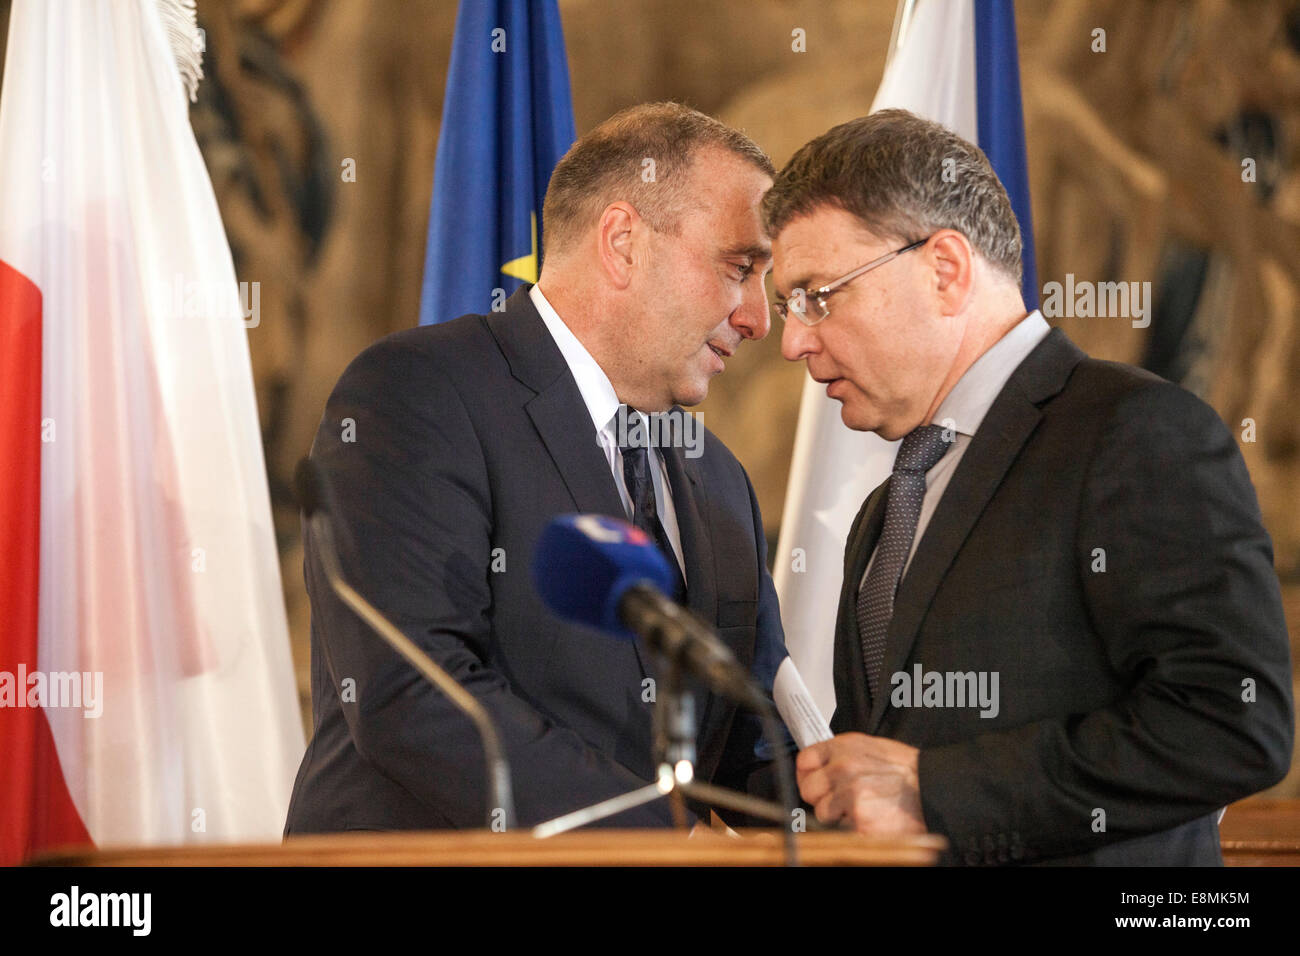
[294,457,516,830]
[532,514,764,709]
[531,514,803,856]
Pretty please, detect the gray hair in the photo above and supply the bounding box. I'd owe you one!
[762,109,1023,286]
[542,102,774,259]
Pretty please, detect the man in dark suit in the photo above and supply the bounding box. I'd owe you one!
[765,109,1293,864]
[284,103,790,833]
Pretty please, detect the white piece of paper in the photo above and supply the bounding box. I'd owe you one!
[774,656,834,749]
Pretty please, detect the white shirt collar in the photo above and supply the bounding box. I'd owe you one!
[530,284,623,435]
[933,309,1051,437]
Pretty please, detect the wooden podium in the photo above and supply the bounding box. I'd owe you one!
[36,829,945,867]
[35,797,1298,866]
[1219,798,1300,866]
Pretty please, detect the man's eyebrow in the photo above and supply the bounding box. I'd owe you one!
[722,243,772,262]
[775,274,816,298]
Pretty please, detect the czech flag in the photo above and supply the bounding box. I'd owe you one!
[775,0,1039,717]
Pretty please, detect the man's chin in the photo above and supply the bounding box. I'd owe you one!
[838,400,884,436]
[839,409,866,432]
[672,379,709,408]
[837,400,864,431]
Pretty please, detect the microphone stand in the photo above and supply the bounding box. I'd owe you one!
[532,627,804,866]
[307,511,517,831]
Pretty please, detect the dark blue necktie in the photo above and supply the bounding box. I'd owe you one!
[616,405,686,601]
[856,424,953,699]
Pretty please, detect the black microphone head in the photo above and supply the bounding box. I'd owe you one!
[294,457,328,518]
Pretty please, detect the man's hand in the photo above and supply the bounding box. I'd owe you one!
[796,733,926,835]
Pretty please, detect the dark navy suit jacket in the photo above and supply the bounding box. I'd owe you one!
[285,287,789,833]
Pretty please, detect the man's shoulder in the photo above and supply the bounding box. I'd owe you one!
[1060,354,1227,433]
[1014,327,1200,415]
[1068,353,1171,398]
[326,312,520,413]
[1027,351,1236,482]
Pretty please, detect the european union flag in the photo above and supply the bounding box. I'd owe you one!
[419,0,576,326]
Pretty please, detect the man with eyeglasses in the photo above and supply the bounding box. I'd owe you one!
[765,109,1293,865]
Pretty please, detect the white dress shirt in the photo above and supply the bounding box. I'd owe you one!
[864,310,1052,585]
[529,284,686,576]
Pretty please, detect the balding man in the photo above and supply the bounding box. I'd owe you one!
[767,109,1293,865]
[285,103,791,833]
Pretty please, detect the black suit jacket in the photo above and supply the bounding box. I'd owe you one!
[830,327,1294,865]
[284,286,789,833]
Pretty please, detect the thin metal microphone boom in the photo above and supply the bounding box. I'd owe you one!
[297,459,516,830]
[617,584,801,862]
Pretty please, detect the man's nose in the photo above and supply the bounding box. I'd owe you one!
[781,313,819,362]
[730,279,771,341]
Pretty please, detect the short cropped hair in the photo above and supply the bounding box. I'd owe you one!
[541,102,774,258]
[761,109,1023,285]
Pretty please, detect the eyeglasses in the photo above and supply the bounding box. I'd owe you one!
[772,235,932,326]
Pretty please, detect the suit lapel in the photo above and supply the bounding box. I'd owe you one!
[487,288,651,686]
[487,288,626,518]
[526,379,663,741]
[866,328,1085,733]
[661,440,717,625]
[524,384,626,517]
[661,439,725,748]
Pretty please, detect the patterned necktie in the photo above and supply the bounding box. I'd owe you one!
[856,424,953,700]
[616,405,687,600]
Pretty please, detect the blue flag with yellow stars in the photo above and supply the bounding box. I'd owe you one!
[418,0,575,326]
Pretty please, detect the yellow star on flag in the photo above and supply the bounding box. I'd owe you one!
[500,212,538,283]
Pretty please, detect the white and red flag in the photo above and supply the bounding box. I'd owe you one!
[0,0,304,865]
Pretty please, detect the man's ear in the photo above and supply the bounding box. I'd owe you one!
[597,202,639,290]
[928,230,975,315]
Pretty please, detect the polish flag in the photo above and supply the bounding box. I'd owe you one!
[0,0,305,865]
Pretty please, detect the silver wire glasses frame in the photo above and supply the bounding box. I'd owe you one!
[773,235,932,326]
